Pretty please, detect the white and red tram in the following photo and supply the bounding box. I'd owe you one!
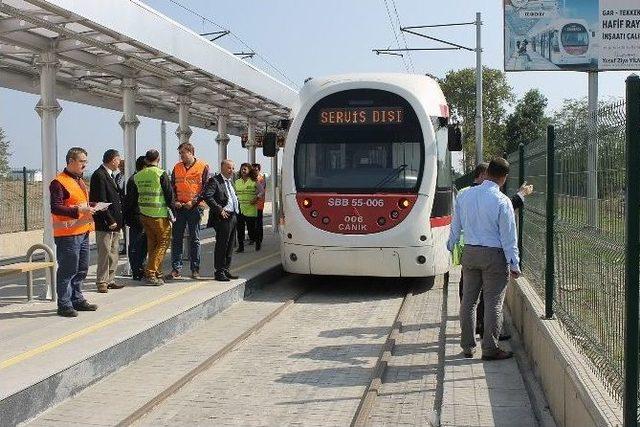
[278,73,459,277]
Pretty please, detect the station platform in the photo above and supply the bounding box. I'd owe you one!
[0,226,282,426]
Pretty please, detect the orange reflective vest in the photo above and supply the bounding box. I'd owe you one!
[51,172,95,237]
[173,159,207,203]
[256,174,265,210]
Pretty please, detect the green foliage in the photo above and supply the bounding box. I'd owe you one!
[439,67,513,172]
[0,127,10,177]
[504,89,550,154]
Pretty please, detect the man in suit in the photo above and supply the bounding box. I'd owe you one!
[202,159,240,282]
[89,149,125,293]
[448,158,521,360]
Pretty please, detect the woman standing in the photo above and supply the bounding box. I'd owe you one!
[234,163,259,253]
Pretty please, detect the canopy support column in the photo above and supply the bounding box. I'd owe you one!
[247,120,257,164]
[35,51,61,299]
[175,95,192,145]
[120,78,139,183]
[216,111,230,165]
[35,52,61,250]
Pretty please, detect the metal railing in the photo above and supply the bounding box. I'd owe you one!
[0,167,44,234]
[506,77,640,425]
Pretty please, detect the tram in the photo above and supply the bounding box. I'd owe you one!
[527,19,593,67]
[277,73,460,277]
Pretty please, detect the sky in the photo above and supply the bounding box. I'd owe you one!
[0,0,634,173]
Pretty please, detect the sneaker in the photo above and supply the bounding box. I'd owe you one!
[481,349,514,361]
[74,301,98,311]
[165,270,181,281]
[144,276,163,286]
[191,270,201,280]
[57,307,78,317]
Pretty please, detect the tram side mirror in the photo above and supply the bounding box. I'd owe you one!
[447,124,463,152]
[263,132,277,157]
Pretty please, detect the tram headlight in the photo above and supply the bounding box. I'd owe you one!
[302,198,312,208]
[311,210,319,218]
[398,198,410,209]
[390,210,399,219]
[322,216,330,224]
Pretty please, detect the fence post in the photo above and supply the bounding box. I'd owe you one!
[545,126,555,319]
[22,166,28,232]
[624,73,640,427]
[518,143,525,267]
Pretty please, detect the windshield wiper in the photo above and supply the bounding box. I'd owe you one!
[373,164,408,192]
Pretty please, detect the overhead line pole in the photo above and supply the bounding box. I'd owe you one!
[475,12,483,166]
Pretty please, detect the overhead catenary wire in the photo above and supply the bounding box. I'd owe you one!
[381,0,409,72]
[164,0,300,89]
[389,0,415,72]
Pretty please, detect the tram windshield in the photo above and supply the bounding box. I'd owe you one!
[294,89,424,193]
[561,24,588,47]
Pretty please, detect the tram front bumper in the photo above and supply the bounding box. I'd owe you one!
[281,243,437,277]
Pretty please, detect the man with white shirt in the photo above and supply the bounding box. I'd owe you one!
[447,158,521,361]
[202,159,240,282]
[89,149,125,293]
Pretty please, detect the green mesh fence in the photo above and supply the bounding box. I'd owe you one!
[508,100,627,403]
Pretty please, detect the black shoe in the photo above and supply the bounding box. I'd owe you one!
[57,307,78,317]
[215,272,231,282]
[74,301,98,311]
[248,240,255,246]
[463,347,476,358]
[255,242,261,251]
[235,247,244,253]
[481,349,514,361]
[224,270,239,279]
[499,334,511,341]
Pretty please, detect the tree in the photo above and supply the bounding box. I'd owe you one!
[0,127,10,177]
[504,89,550,154]
[439,67,513,172]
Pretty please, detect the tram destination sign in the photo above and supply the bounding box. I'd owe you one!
[319,107,404,125]
[504,0,640,72]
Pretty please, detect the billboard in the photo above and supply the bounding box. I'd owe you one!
[504,0,640,71]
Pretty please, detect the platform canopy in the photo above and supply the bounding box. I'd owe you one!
[0,0,298,134]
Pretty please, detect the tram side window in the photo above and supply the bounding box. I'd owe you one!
[433,119,453,217]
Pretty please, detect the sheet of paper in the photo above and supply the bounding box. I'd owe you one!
[94,202,112,211]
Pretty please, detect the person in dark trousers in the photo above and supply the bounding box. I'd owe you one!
[202,159,240,282]
[50,147,98,317]
[234,163,259,253]
[252,163,266,249]
[89,149,125,293]
[167,142,209,280]
[123,156,148,281]
[448,158,521,360]
[456,162,533,339]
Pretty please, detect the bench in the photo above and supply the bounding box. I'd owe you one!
[0,244,56,301]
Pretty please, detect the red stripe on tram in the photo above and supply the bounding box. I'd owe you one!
[430,215,452,228]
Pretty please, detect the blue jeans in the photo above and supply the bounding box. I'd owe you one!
[55,232,89,310]
[171,207,202,273]
[128,225,147,279]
